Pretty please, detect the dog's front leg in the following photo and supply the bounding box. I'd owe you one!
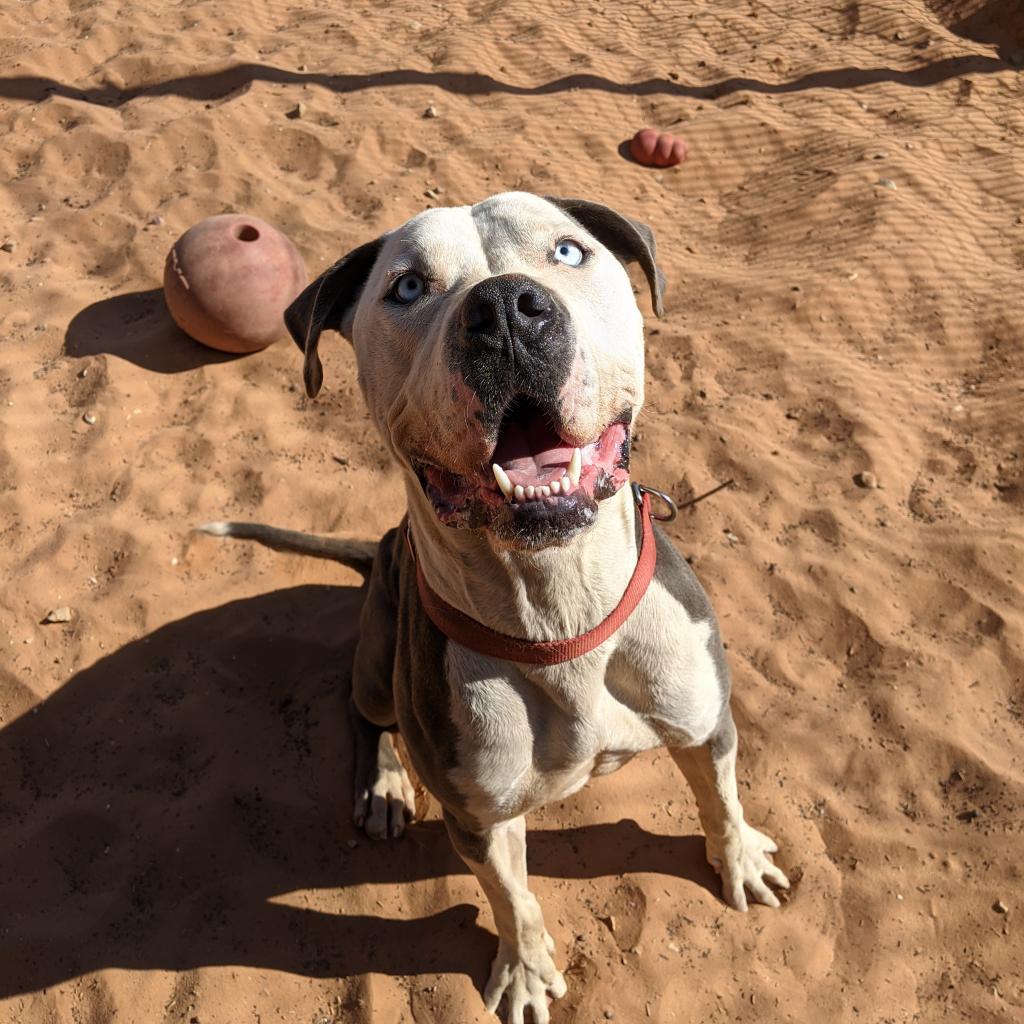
[351,707,416,840]
[670,711,790,911]
[445,811,566,1023]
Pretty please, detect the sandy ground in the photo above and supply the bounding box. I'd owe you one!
[2,1,1023,1022]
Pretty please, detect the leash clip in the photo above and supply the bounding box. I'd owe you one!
[632,482,678,523]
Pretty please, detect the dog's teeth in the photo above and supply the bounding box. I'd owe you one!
[514,484,525,502]
[561,475,571,493]
[525,484,536,500]
[541,485,551,498]
[492,463,514,498]
[568,447,582,487]
[550,478,561,495]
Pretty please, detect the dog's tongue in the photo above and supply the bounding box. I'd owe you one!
[493,415,574,486]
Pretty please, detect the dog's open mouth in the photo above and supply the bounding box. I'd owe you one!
[487,398,630,504]
[415,398,631,541]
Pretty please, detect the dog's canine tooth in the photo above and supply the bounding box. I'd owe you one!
[492,463,514,498]
[568,447,582,487]
[514,484,525,502]
[550,478,561,495]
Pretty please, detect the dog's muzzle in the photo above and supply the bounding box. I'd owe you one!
[414,273,631,546]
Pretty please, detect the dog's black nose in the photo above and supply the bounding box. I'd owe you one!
[462,274,557,354]
[456,273,573,417]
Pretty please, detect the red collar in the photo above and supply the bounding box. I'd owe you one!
[407,483,676,666]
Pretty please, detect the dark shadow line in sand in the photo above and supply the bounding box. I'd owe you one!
[0,582,714,998]
[64,289,246,373]
[0,53,1013,108]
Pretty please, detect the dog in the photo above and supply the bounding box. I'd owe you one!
[202,192,788,1022]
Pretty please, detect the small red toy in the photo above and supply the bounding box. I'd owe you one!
[163,214,308,354]
[629,128,688,168]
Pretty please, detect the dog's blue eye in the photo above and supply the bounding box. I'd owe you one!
[392,273,425,303]
[553,240,584,267]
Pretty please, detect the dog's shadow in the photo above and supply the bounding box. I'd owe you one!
[0,582,713,998]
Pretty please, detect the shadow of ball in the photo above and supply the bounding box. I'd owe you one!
[163,214,308,354]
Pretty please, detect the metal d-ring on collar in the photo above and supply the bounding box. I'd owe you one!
[631,482,678,522]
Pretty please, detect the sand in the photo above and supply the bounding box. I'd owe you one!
[1,1,1023,1021]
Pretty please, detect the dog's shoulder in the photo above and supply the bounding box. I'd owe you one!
[651,524,720,626]
[384,522,478,816]
[651,523,731,696]
[350,524,405,727]
[608,523,732,746]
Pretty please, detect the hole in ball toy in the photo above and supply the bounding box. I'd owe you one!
[236,225,260,242]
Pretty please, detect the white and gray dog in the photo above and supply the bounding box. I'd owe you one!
[205,192,788,1022]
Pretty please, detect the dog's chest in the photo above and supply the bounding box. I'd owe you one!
[444,651,661,823]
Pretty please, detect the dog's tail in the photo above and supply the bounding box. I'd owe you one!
[195,522,377,574]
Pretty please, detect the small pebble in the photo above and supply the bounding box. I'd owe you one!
[147,214,165,227]
[286,102,304,119]
[43,606,72,624]
[346,839,358,849]
[423,104,438,118]
[83,412,97,425]
[604,1011,614,1020]
[854,470,878,489]
[993,899,1008,914]
[0,240,15,253]
[876,178,897,190]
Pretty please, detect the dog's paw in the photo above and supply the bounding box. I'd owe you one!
[483,939,566,1024]
[707,821,789,912]
[353,763,416,839]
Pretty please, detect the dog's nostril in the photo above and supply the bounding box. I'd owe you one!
[466,299,497,333]
[516,291,549,319]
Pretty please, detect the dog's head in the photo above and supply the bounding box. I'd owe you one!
[286,192,664,549]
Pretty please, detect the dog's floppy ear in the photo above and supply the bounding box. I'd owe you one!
[544,196,665,317]
[284,236,385,397]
